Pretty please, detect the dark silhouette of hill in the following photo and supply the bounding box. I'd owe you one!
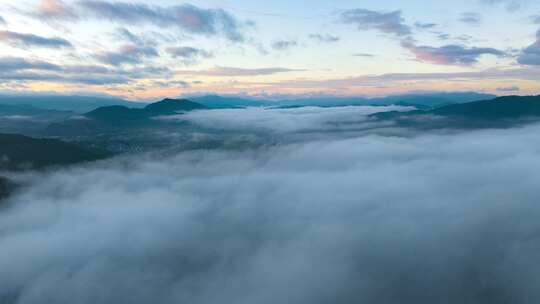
[85,98,207,125]
[431,95,540,119]
[371,95,540,128]
[85,106,148,125]
[47,98,207,135]
[0,133,108,171]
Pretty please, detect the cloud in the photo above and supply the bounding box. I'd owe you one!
[414,22,437,29]
[114,27,144,44]
[496,86,520,92]
[353,53,375,58]
[78,1,248,42]
[532,15,540,24]
[95,45,159,66]
[480,0,523,11]
[0,57,62,72]
[272,40,298,51]
[0,71,129,85]
[517,29,540,65]
[401,39,505,65]
[175,66,305,77]
[437,33,451,40]
[0,30,72,48]
[0,16,6,26]
[460,12,482,25]
[2,108,540,303]
[166,47,213,65]
[34,0,78,21]
[309,34,340,43]
[152,80,191,89]
[340,9,411,37]
[0,56,173,85]
[249,66,540,92]
[165,105,409,133]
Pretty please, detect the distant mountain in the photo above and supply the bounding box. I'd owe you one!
[0,133,108,171]
[85,106,148,125]
[190,95,274,108]
[47,98,207,135]
[189,92,494,109]
[145,98,207,114]
[372,92,496,108]
[431,95,540,119]
[0,95,147,113]
[0,93,492,113]
[276,97,370,108]
[372,95,540,128]
[86,98,207,124]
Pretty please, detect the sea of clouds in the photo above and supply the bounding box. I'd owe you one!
[1,106,540,303]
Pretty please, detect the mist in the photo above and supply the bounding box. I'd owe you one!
[2,106,540,304]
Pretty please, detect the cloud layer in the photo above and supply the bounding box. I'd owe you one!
[2,107,540,303]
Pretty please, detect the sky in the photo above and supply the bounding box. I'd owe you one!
[0,0,539,100]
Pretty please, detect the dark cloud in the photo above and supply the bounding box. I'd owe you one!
[78,1,248,42]
[0,30,72,48]
[414,22,437,29]
[460,12,482,25]
[309,34,340,43]
[401,39,505,65]
[340,9,411,37]
[176,66,305,77]
[517,29,540,65]
[272,40,298,51]
[95,45,159,66]
[166,47,213,65]
[497,86,520,92]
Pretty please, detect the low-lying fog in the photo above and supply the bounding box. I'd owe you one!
[2,106,540,304]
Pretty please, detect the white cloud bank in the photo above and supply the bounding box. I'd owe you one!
[163,105,411,133]
[1,107,540,303]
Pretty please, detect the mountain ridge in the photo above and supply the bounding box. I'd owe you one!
[189,92,495,109]
[371,95,540,129]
